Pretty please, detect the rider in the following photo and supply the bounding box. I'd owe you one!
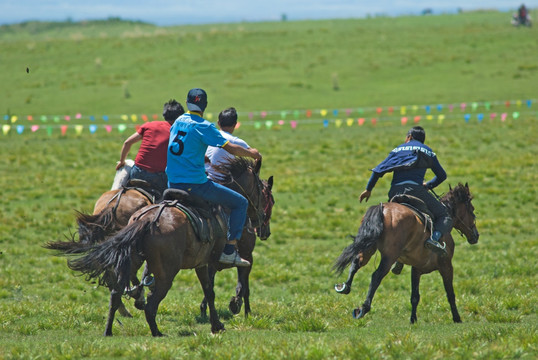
[116,99,184,193]
[359,126,452,257]
[166,88,262,267]
[518,4,528,24]
[205,107,250,182]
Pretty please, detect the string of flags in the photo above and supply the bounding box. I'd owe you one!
[2,99,535,135]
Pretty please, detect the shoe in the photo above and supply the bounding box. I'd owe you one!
[424,238,448,257]
[219,250,251,267]
[391,261,404,275]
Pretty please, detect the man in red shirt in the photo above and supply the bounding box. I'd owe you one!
[116,99,184,192]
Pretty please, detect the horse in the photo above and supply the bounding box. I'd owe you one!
[333,183,479,323]
[199,175,274,318]
[47,158,273,336]
[76,181,157,246]
[73,180,157,317]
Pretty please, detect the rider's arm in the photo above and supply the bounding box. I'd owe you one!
[222,142,261,161]
[116,132,142,170]
[424,157,446,190]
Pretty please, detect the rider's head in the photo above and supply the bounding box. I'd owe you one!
[218,107,238,129]
[407,126,426,143]
[186,88,208,113]
[162,99,185,123]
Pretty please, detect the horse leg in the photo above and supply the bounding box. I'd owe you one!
[439,261,462,323]
[410,267,422,324]
[353,255,393,319]
[134,262,150,311]
[144,274,173,337]
[335,247,375,295]
[229,265,250,316]
[195,265,225,333]
[104,289,124,336]
[104,268,131,336]
[200,264,216,319]
[103,270,133,318]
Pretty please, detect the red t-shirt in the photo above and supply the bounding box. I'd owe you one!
[134,121,171,173]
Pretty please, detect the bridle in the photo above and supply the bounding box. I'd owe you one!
[432,188,476,239]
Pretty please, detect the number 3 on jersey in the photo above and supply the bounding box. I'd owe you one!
[169,130,187,156]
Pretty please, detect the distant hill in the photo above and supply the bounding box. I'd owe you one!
[0,18,157,40]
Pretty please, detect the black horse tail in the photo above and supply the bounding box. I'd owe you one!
[66,217,152,288]
[76,208,116,245]
[333,203,384,275]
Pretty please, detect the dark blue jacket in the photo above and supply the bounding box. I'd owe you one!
[365,140,446,191]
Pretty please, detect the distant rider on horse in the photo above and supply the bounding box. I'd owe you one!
[359,126,451,257]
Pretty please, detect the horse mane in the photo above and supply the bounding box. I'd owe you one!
[441,183,472,213]
[212,157,255,184]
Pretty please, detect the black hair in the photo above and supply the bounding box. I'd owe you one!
[218,107,238,128]
[162,99,185,122]
[407,126,426,143]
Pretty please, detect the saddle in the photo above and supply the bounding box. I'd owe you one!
[390,194,434,234]
[125,179,161,202]
[135,189,227,243]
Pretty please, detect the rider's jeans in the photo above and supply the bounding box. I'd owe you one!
[168,180,248,241]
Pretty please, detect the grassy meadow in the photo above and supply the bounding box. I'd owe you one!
[1,10,537,360]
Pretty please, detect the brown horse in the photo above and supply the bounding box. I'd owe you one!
[199,175,274,318]
[47,158,273,336]
[76,182,157,246]
[74,182,156,317]
[334,183,479,323]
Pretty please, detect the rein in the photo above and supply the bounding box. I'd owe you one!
[229,171,265,226]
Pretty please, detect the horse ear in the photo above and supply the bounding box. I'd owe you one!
[254,158,262,174]
[449,184,452,191]
[465,182,468,188]
[268,175,273,190]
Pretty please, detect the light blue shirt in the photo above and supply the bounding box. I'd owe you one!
[166,112,228,184]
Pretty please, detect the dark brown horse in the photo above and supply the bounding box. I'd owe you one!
[200,175,274,318]
[48,158,273,336]
[334,183,479,323]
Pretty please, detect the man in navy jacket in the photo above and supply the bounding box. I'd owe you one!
[359,126,451,257]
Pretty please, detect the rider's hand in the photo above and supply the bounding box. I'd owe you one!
[115,160,125,171]
[249,148,262,161]
[359,190,371,203]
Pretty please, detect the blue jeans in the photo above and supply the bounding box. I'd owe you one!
[168,180,248,241]
[130,165,168,193]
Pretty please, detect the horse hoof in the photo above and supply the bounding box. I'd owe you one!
[229,297,243,315]
[352,308,365,319]
[335,283,350,294]
[134,299,146,311]
[211,322,226,334]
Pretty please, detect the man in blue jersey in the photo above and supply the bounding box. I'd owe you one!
[166,88,262,267]
[359,126,451,257]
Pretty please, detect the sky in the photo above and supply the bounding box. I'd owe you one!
[1,1,536,26]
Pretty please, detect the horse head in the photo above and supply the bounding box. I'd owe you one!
[214,158,275,239]
[445,182,479,244]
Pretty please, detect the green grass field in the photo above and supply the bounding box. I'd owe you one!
[1,11,537,360]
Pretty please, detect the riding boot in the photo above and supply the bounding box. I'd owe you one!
[424,230,448,257]
[391,261,404,275]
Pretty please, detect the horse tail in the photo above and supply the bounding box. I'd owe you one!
[76,208,116,245]
[333,203,384,275]
[66,217,152,287]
